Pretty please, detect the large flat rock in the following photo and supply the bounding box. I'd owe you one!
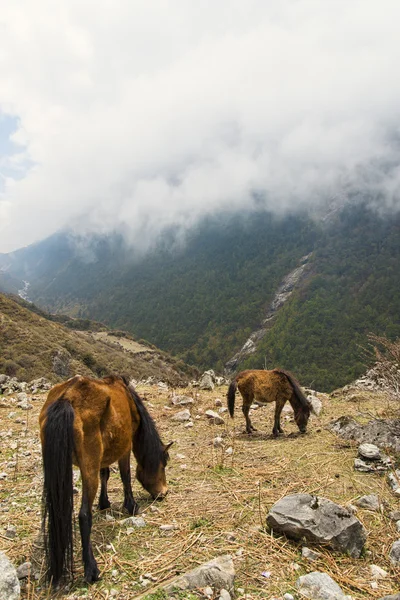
[267,494,367,557]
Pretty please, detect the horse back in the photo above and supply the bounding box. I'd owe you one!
[236,369,292,404]
[40,375,139,468]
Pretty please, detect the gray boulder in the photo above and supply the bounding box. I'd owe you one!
[329,416,400,453]
[296,571,352,599]
[0,552,20,600]
[267,494,366,557]
[205,410,225,425]
[163,554,234,595]
[199,371,215,390]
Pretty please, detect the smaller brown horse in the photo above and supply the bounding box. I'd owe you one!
[227,369,312,436]
[39,374,172,586]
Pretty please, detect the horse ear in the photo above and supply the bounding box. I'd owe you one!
[164,441,174,452]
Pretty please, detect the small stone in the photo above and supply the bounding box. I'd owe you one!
[219,590,231,600]
[185,421,194,428]
[213,437,224,448]
[110,589,118,597]
[111,569,118,577]
[105,514,115,521]
[121,516,146,528]
[389,510,400,521]
[172,409,191,422]
[369,564,388,579]
[396,520,400,533]
[0,551,20,599]
[225,447,233,455]
[358,443,381,460]
[302,546,321,561]
[236,548,244,556]
[389,540,400,565]
[0,473,7,480]
[296,571,351,599]
[203,586,213,597]
[159,524,178,531]
[225,532,236,542]
[355,494,380,511]
[16,562,32,579]
[205,410,225,425]
[283,594,295,600]
[176,454,186,459]
[5,525,17,539]
[371,581,378,590]
[215,399,223,407]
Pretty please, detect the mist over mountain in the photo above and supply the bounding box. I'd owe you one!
[1,202,400,391]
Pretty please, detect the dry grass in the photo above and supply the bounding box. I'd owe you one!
[1,384,400,599]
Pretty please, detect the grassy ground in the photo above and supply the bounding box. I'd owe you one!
[0,383,399,599]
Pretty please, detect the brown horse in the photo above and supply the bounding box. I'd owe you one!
[39,374,172,586]
[227,369,312,436]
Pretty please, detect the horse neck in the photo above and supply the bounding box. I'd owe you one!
[288,392,302,413]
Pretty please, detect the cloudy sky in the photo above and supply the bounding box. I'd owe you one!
[1,0,400,253]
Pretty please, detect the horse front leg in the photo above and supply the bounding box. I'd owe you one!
[118,452,139,515]
[273,399,286,437]
[98,467,111,510]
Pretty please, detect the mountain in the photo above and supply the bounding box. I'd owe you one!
[0,293,197,385]
[1,203,400,391]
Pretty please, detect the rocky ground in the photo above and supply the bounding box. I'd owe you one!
[0,373,400,599]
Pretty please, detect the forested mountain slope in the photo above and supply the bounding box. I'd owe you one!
[1,204,399,391]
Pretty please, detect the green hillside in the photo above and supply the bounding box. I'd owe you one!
[1,204,400,391]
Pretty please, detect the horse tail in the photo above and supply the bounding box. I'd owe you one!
[42,397,75,585]
[275,369,308,407]
[227,380,238,417]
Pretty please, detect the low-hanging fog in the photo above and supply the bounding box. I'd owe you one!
[1,0,400,253]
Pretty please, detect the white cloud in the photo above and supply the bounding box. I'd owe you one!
[1,0,400,252]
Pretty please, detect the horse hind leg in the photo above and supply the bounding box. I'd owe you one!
[76,434,102,583]
[272,398,286,437]
[98,468,111,510]
[118,452,139,516]
[241,394,257,434]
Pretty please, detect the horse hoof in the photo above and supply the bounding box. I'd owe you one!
[98,500,111,511]
[85,566,100,584]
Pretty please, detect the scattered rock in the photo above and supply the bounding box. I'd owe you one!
[171,395,194,406]
[218,590,231,600]
[199,371,215,391]
[52,350,71,378]
[296,571,352,599]
[387,471,400,494]
[4,525,17,539]
[184,421,194,428]
[389,540,400,565]
[355,494,380,511]
[205,410,225,425]
[213,437,224,448]
[16,562,31,579]
[308,395,323,416]
[215,399,223,407]
[267,494,366,557]
[0,551,20,600]
[302,547,321,561]
[389,510,400,521]
[121,516,146,528]
[377,595,400,600]
[369,564,388,579]
[283,594,295,600]
[171,409,191,422]
[358,443,381,460]
[163,554,235,595]
[159,524,178,531]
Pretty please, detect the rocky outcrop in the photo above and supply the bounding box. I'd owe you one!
[328,416,400,454]
[224,253,312,374]
[267,494,366,557]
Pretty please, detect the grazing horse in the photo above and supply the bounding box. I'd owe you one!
[39,374,172,586]
[227,369,312,436]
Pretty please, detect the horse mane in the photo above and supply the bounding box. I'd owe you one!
[274,368,309,409]
[124,379,169,474]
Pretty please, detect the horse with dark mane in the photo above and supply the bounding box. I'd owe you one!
[39,374,172,586]
[227,369,312,436]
